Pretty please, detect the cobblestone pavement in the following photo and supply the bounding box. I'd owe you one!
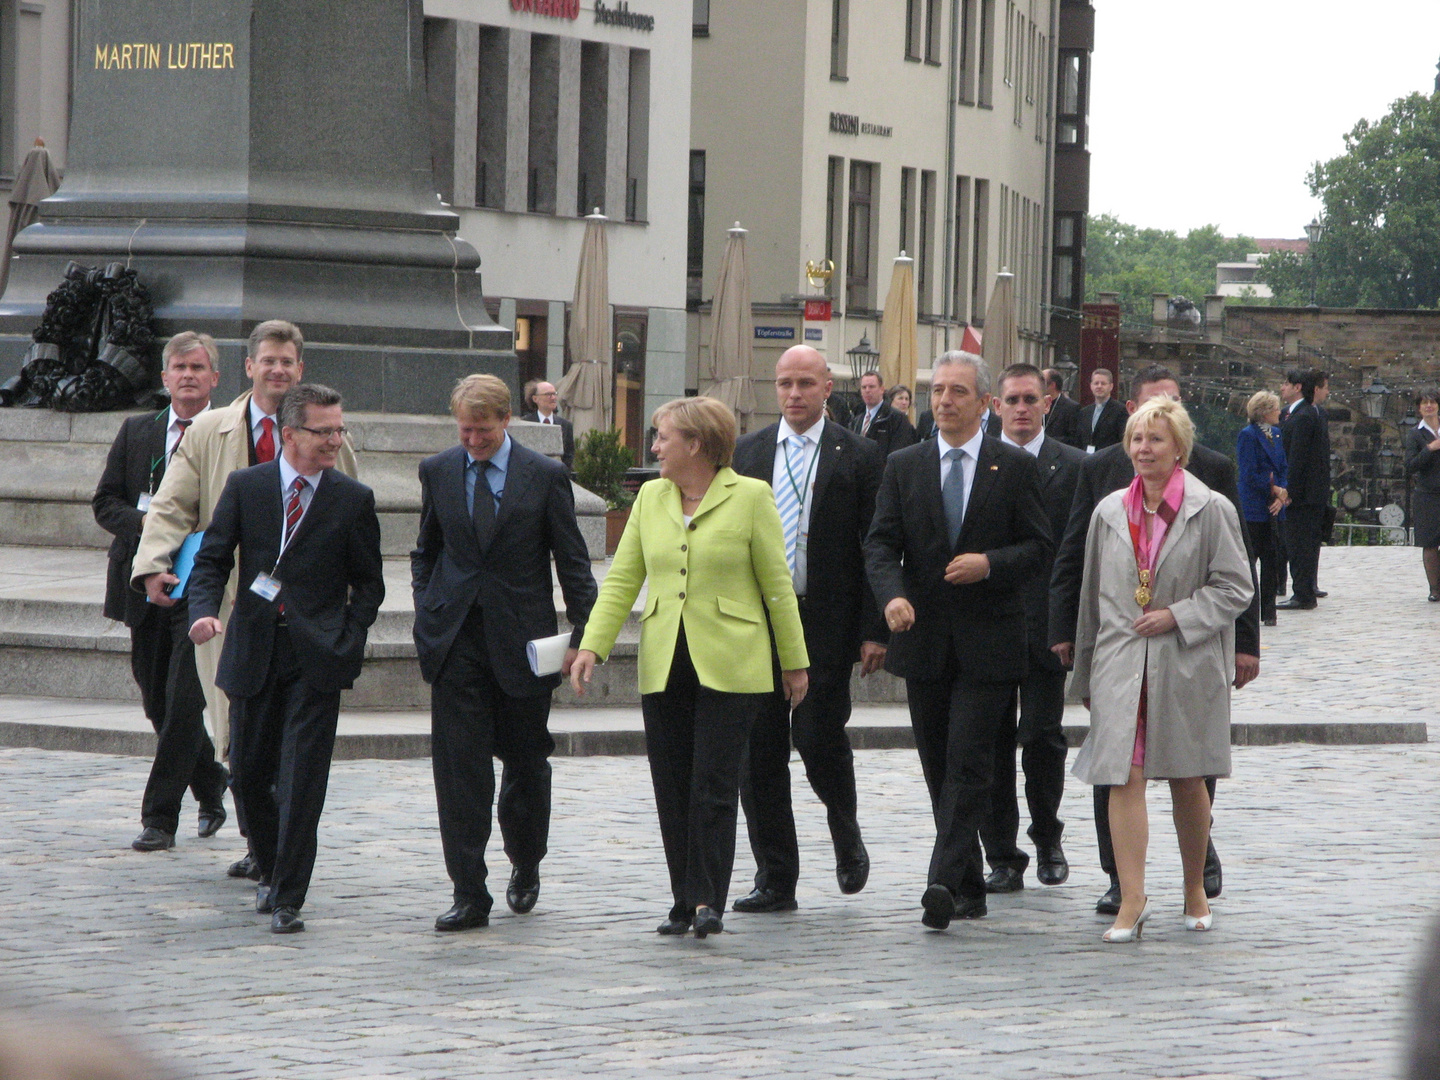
[3,731,1439,1080]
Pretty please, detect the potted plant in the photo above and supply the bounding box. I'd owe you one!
[573,428,636,556]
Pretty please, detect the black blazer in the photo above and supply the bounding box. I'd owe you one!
[1047,440,1260,657]
[1046,393,1083,449]
[410,440,597,696]
[522,411,575,471]
[1077,398,1126,450]
[851,401,919,457]
[93,410,170,626]
[864,435,1052,684]
[733,419,887,669]
[1024,436,1085,672]
[188,462,385,698]
[1281,401,1331,507]
[1406,424,1440,494]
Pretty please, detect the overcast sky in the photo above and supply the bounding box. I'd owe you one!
[1088,1,1440,241]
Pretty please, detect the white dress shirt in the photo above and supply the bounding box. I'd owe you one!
[771,416,824,595]
[937,424,986,522]
[164,403,210,457]
[1000,427,1045,458]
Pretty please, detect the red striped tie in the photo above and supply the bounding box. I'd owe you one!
[284,477,307,544]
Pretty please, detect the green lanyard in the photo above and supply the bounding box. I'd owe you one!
[782,435,820,511]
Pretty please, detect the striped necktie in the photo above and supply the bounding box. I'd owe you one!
[171,418,192,459]
[776,435,806,576]
[284,477,307,545]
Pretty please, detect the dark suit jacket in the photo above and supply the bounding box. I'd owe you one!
[1047,440,1260,657]
[1046,393,1082,449]
[864,435,1053,684]
[188,462,385,698]
[851,401,919,457]
[1281,401,1331,507]
[1406,424,1440,494]
[1077,398,1126,450]
[411,440,597,697]
[1023,436,1085,672]
[93,410,171,626]
[522,410,575,471]
[733,419,887,669]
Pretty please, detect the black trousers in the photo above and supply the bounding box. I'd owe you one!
[431,607,554,911]
[641,628,765,918]
[1274,515,1290,595]
[979,660,1068,872]
[131,601,228,834]
[1094,775,1218,878]
[907,667,1016,901]
[1248,518,1279,622]
[739,659,860,895]
[230,625,341,910]
[1285,504,1324,604]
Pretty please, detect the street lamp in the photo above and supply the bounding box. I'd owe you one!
[846,333,880,384]
[1304,217,1324,306]
[1360,377,1392,420]
[1055,353,1079,392]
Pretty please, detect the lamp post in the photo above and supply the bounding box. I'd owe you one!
[1055,353,1079,394]
[1360,377,1392,420]
[842,333,880,424]
[1305,216,1325,307]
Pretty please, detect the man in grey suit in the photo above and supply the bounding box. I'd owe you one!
[979,364,1085,892]
[412,374,597,932]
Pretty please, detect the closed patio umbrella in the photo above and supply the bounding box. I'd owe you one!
[982,269,1017,372]
[878,253,917,419]
[1,139,60,299]
[703,223,756,428]
[557,209,612,439]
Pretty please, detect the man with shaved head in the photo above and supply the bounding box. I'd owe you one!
[730,345,888,915]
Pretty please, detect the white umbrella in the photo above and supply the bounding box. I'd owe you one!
[1,139,60,299]
[982,269,1017,373]
[879,253,918,419]
[703,223,756,428]
[557,209,612,439]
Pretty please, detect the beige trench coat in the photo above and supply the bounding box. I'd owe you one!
[1071,474,1252,785]
[130,390,358,758]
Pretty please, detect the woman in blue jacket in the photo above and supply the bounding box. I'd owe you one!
[1236,391,1288,626]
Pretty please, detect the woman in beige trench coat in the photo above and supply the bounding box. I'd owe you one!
[1071,397,1252,942]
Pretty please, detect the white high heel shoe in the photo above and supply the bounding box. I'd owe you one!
[1102,898,1152,943]
[1184,908,1214,931]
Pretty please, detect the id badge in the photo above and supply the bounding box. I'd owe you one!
[136,492,152,512]
[250,572,282,601]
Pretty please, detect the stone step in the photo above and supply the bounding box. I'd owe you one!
[0,406,608,558]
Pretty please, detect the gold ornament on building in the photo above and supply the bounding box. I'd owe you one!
[805,259,834,290]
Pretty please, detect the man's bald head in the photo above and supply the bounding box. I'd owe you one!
[774,345,834,430]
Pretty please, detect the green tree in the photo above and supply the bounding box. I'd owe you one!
[1260,91,1440,309]
[1084,214,1255,321]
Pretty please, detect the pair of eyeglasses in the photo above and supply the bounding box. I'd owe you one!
[298,426,348,439]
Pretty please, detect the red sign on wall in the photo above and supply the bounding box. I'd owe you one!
[511,0,579,20]
[1079,301,1121,405]
[804,299,832,322]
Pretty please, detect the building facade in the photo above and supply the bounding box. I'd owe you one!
[0,0,71,187]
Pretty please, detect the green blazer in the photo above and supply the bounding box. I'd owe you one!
[579,468,809,695]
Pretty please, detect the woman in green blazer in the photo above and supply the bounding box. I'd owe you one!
[572,397,809,938]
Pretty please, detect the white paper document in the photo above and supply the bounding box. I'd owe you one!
[526,632,573,677]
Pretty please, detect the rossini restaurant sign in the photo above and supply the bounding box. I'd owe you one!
[94,41,235,70]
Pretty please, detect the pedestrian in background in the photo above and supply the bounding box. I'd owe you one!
[1404,387,1440,602]
[571,397,808,939]
[886,384,913,418]
[1071,397,1252,942]
[1236,391,1288,627]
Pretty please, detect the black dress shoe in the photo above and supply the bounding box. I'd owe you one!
[131,827,175,852]
[227,854,263,880]
[197,805,226,839]
[1276,598,1316,610]
[506,864,540,915]
[732,887,798,913]
[1204,840,1223,899]
[984,867,1024,893]
[836,840,870,894]
[1035,843,1070,886]
[921,883,956,929]
[1095,879,1122,915]
[271,907,304,934]
[435,902,489,932]
[1262,617,1277,627]
[656,914,692,935]
[953,895,988,920]
[255,884,273,914]
[692,906,724,938]
[1314,590,1328,599]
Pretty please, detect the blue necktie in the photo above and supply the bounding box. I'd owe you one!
[942,447,966,549]
[776,435,806,576]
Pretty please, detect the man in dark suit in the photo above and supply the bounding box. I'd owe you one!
[188,384,384,933]
[865,353,1052,928]
[978,364,1085,892]
[1048,363,1261,915]
[412,374,597,932]
[1274,368,1306,597]
[1279,369,1331,611]
[522,379,575,472]
[94,332,229,852]
[851,371,918,455]
[1076,368,1126,453]
[729,345,887,915]
[1042,367,1083,449]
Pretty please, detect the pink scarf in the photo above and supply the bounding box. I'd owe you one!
[1123,468,1185,606]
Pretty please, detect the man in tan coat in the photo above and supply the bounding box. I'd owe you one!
[132,320,357,878]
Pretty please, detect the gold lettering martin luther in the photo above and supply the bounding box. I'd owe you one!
[94,42,237,70]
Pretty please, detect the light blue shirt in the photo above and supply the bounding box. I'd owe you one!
[937,425,986,521]
[466,434,511,515]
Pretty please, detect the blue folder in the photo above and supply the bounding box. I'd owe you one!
[166,531,204,601]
